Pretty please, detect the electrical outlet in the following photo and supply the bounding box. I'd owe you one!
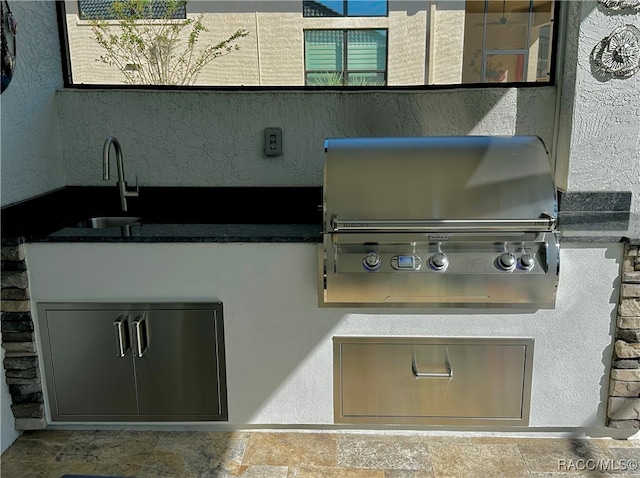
[264,127,282,157]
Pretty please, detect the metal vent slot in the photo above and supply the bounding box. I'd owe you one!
[331,216,556,233]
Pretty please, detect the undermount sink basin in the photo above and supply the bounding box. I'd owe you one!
[72,216,141,229]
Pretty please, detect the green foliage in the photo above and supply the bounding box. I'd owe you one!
[307,71,385,87]
[88,0,249,85]
[306,72,344,86]
[346,75,385,87]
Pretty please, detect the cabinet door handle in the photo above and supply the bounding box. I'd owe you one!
[411,348,453,380]
[113,315,129,358]
[132,315,148,358]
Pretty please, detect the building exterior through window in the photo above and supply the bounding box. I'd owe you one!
[63,0,555,86]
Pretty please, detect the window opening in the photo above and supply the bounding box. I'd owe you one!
[60,0,557,88]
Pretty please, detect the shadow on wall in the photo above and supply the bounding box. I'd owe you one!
[546,1,608,191]
[597,245,624,430]
[332,89,512,140]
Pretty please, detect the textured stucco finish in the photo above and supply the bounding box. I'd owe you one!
[0,1,65,207]
[429,1,465,84]
[25,242,622,430]
[57,87,556,187]
[565,2,640,213]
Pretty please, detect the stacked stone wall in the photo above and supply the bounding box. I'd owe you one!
[1,238,46,430]
[608,244,640,428]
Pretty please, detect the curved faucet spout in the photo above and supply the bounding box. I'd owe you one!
[103,136,139,212]
[103,135,122,181]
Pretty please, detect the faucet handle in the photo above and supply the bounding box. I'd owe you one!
[125,175,140,198]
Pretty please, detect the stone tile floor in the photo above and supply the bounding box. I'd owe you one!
[2,430,640,477]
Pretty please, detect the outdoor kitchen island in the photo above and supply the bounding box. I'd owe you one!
[2,187,638,436]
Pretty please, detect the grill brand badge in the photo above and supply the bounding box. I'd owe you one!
[429,234,450,241]
[343,223,369,228]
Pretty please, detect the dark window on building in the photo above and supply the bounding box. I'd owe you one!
[303,0,387,17]
[304,29,387,86]
[78,0,186,20]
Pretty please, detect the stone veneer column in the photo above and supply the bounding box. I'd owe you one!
[1,238,46,430]
[608,244,640,428]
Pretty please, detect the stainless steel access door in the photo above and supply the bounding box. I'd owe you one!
[335,337,533,426]
[132,308,224,418]
[45,309,138,417]
[39,302,228,422]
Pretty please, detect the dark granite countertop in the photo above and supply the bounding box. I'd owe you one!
[2,187,637,245]
[558,212,640,244]
[44,223,322,243]
[557,192,639,245]
[1,186,324,244]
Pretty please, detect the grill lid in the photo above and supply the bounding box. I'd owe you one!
[323,136,557,232]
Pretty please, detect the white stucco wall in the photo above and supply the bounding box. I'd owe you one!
[56,87,556,187]
[562,1,640,212]
[0,1,65,207]
[0,1,65,454]
[24,242,622,432]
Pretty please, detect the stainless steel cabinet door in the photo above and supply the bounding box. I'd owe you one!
[336,337,533,426]
[131,308,224,419]
[44,310,137,418]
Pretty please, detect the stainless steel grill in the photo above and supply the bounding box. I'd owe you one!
[319,135,559,308]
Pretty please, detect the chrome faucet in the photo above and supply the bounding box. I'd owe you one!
[103,136,139,212]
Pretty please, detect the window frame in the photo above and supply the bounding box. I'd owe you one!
[55,0,561,91]
[303,28,388,87]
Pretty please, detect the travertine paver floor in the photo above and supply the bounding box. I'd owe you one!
[2,429,640,477]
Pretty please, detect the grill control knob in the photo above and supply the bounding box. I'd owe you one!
[498,252,517,271]
[519,253,535,270]
[429,252,449,271]
[363,252,381,271]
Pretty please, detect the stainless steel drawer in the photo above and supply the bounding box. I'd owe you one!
[334,337,533,426]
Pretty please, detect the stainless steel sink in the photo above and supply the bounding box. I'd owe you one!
[72,216,141,228]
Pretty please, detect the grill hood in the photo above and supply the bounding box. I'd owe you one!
[323,136,557,225]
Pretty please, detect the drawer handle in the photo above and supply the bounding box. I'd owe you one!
[113,315,129,358]
[132,314,148,358]
[411,349,453,380]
